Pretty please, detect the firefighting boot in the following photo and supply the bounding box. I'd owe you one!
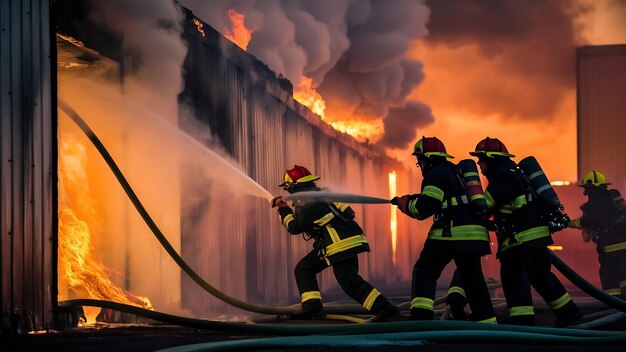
[553,301,583,328]
[501,315,535,326]
[291,299,323,320]
[409,308,433,321]
[371,300,400,322]
[446,292,468,321]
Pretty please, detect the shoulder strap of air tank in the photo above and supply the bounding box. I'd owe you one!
[514,164,536,203]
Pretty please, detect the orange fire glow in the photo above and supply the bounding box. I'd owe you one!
[389,171,397,265]
[58,134,152,323]
[294,76,326,117]
[329,119,382,143]
[224,9,255,50]
[193,18,205,37]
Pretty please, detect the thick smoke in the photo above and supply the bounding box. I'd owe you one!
[378,101,434,149]
[179,0,433,149]
[87,0,187,118]
[421,0,583,120]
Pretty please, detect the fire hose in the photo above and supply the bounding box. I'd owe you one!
[58,100,626,341]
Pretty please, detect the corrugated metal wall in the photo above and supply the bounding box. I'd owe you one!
[1,0,56,332]
[577,44,626,188]
[179,9,423,315]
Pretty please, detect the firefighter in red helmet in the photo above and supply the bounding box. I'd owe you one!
[470,137,581,327]
[568,170,626,298]
[393,136,496,323]
[271,165,399,321]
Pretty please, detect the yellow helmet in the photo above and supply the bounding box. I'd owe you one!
[579,170,611,187]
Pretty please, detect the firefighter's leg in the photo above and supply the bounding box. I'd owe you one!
[454,255,497,323]
[410,244,452,320]
[445,269,468,321]
[332,256,399,322]
[294,249,327,318]
[599,254,623,297]
[529,248,581,327]
[499,247,535,326]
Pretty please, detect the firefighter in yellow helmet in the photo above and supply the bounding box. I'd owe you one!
[392,137,496,323]
[568,170,626,298]
[271,165,399,321]
[471,137,581,327]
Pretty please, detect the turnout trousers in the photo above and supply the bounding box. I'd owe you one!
[295,249,390,315]
[410,243,496,322]
[599,249,626,298]
[499,245,580,326]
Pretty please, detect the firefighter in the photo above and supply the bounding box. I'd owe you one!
[470,137,582,327]
[568,170,626,298]
[393,136,496,323]
[271,165,399,322]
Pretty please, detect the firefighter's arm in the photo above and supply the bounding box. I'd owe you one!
[568,217,582,229]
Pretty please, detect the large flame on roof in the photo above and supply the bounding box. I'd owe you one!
[224,9,255,50]
[58,133,152,323]
[221,10,378,143]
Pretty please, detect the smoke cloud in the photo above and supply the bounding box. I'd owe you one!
[179,0,432,149]
[420,0,582,120]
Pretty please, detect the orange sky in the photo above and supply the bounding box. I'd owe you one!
[386,0,626,182]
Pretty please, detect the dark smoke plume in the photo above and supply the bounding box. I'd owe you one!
[180,0,432,150]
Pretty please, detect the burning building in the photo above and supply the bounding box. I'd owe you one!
[1,0,426,331]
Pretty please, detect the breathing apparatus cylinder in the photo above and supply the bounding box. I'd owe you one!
[458,159,488,212]
[518,156,562,211]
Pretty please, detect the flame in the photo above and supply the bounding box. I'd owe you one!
[192,18,205,37]
[389,171,397,265]
[329,120,382,143]
[224,9,255,50]
[548,245,564,251]
[294,76,326,117]
[58,134,152,324]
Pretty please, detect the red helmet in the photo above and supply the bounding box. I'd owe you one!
[412,136,454,158]
[470,137,515,158]
[279,165,320,189]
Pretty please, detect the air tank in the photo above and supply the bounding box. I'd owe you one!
[518,156,562,210]
[458,159,488,211]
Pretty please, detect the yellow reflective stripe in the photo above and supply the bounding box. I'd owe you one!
[428,225,490,241]
[478,317,497,324]
[501,226,551,251]
[423,185,444,202]
[571,217,582,229]
[469,193,486,202]
[485,191,495,208]
[314,212,334,226]
[326,225,341,243]
[548,293,571,310]
[464,171,479,177]
[362,289,381,311]
[605,288,621,296]
[334,202,349,211]
[282,214,294,228]
[324,234,368,257]
[604,241,626,253]
[447,286,466,298]
[301,291,321,302]
[508,306,534,317]
[501,195,527,214]
[410,297,434,311]
[408,198,419,218]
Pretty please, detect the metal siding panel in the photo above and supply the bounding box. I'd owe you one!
[0,0,53,331]
[577,45,626,187]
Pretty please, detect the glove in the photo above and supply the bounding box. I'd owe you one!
[271,196,288,208]
[548,213,570,233]
[395,195,413,215]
